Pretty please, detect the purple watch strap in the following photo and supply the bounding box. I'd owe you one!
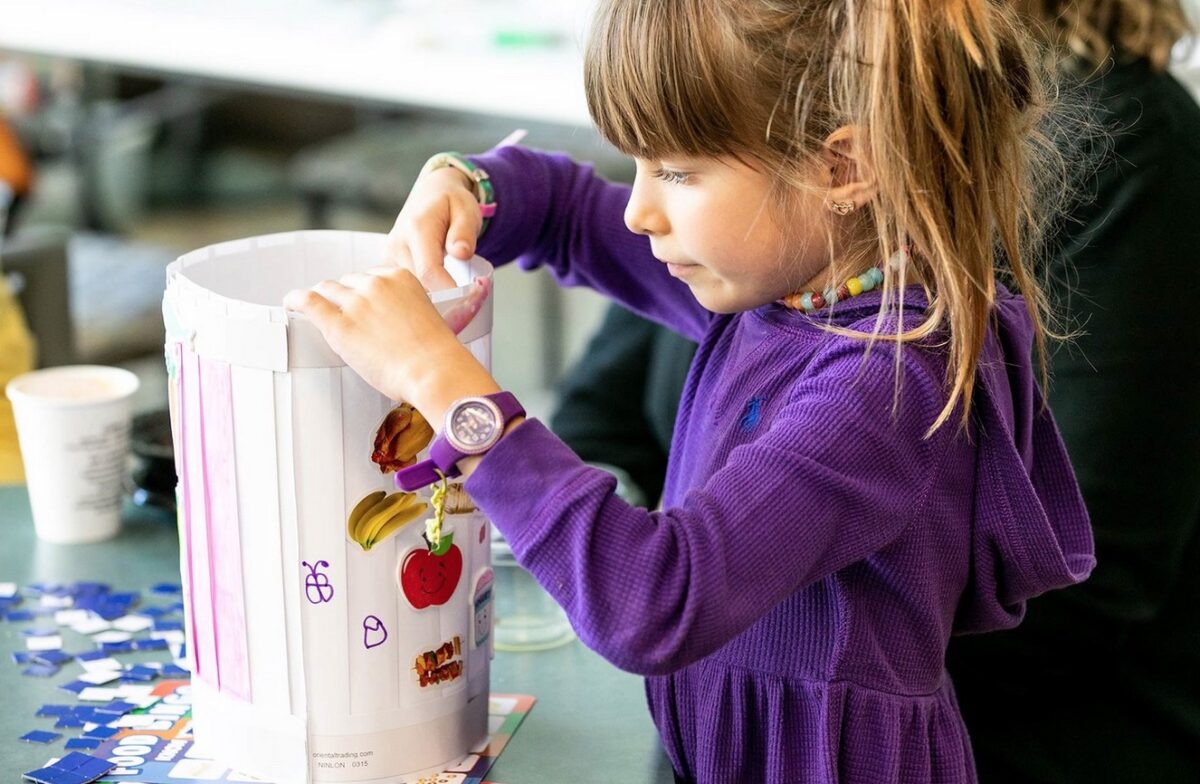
[394,392,524,491]
[395,460,448,492]
[487,391,525,423]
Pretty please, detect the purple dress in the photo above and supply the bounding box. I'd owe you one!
[463,146,1095,783]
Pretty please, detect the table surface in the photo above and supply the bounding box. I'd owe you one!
[0,485,675,783]
[0,0,594,126]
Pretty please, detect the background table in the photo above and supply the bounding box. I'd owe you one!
[0,485,675,783]
[0,0,594,125]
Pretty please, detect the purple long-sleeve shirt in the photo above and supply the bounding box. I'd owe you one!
[463,146,1095,783]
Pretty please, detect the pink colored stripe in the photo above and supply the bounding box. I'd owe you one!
[185,349,219,685]
[198,357,252,702]
[175,344,202,677]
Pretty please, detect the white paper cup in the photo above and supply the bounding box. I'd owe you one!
[6,365,140,543]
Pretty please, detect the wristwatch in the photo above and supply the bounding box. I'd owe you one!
[394,392,525,491]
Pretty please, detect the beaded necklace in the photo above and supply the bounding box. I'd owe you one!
[779,266,884,313]
[778,249,910,313]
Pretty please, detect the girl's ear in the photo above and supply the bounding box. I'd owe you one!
[819,126,878,211]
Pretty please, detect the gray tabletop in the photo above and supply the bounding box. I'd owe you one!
[0,485,675,783]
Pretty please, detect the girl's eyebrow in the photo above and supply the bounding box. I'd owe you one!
[657,156,709,170]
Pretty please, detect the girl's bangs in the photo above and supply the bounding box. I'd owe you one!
[584,0,743,160]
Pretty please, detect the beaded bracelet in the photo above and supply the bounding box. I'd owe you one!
[420,152,496,234]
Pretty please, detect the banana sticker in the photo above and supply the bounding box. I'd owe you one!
[347,490,427,551]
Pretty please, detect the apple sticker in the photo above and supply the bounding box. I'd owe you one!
[400,532,463,610]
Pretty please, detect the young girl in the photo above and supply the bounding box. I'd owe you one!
[286,0,1095,780]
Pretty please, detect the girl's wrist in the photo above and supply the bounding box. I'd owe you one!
[394,343,501,427]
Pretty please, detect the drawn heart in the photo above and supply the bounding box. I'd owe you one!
[363,615,388,650]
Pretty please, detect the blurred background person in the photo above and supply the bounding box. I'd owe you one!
[0,114,36,483]
[946,2,1200,782]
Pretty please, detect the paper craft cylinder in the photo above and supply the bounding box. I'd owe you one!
[162,231,493,783]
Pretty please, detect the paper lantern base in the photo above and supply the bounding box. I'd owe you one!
[191,678,490,783]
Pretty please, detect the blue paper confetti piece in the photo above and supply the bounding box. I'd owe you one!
[70,706,104,723]
[151,583,182,595]
[133,638,169,651]
[21,663,60,678]
[22,627,59,637]
[137,606,169,618]
[22,750,114,784]
[168,601,185,612]
[5,610,35,622]
[64,737,101,750]
[123,665,158,682]
[99,641,135,654]
[31,650,72,666]
[19,729,61,744]
[108,592,139,606]
[11,651,33,664]
[58,680,89,694]
[72,581,111,595]
[36,705,72,718]
[95,605,127,621]
[54,714,85,729]
[95,700,136,717]
[80,725,119,740]
[151,619,183,632]
[159,664,189,679]
[74,650,109,662]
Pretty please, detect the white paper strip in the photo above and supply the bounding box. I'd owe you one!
[231,363,290,715]
[292,367,350,724]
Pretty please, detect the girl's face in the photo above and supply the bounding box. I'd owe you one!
[625,155,830,313]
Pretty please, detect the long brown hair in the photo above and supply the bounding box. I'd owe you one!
[585,0,1067,433]
[1018,0,1193,70]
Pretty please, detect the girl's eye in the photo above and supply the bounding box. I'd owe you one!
[652,167,692,185]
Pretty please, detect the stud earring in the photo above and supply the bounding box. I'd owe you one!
[831,201,856,215]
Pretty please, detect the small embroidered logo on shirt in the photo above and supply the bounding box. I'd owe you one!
[740,396,767,432]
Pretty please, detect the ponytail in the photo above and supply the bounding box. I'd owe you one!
[840,0,1062,432]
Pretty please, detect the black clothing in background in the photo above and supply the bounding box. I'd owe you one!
[550,304,695,507]
[947,59,1200,783]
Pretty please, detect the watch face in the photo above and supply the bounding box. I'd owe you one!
[447,399,502,454]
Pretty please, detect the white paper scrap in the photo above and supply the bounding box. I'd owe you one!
[78,671,121,686]
[53,609,90,626]
[114,685,155,700]
[80,657,123,673]
[150,629,186,645]
[113,714,161,728]
[112,615,154,633]
[123,695,163,710]
[77,687,119,702]
[0,582,17,598]
[26,635,63,652]
[91,630,132,644]
[71,618,112,636]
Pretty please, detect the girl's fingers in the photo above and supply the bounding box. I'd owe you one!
[337,271,380,293]
[312,279,360,310]
[409,225,460,292]
[446,192,481,261]
[283,288,344,331]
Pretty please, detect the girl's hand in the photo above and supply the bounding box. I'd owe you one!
[283,266,500,424]
[385,167,483,292]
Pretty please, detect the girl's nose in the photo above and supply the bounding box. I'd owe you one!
[624,179,669,237]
